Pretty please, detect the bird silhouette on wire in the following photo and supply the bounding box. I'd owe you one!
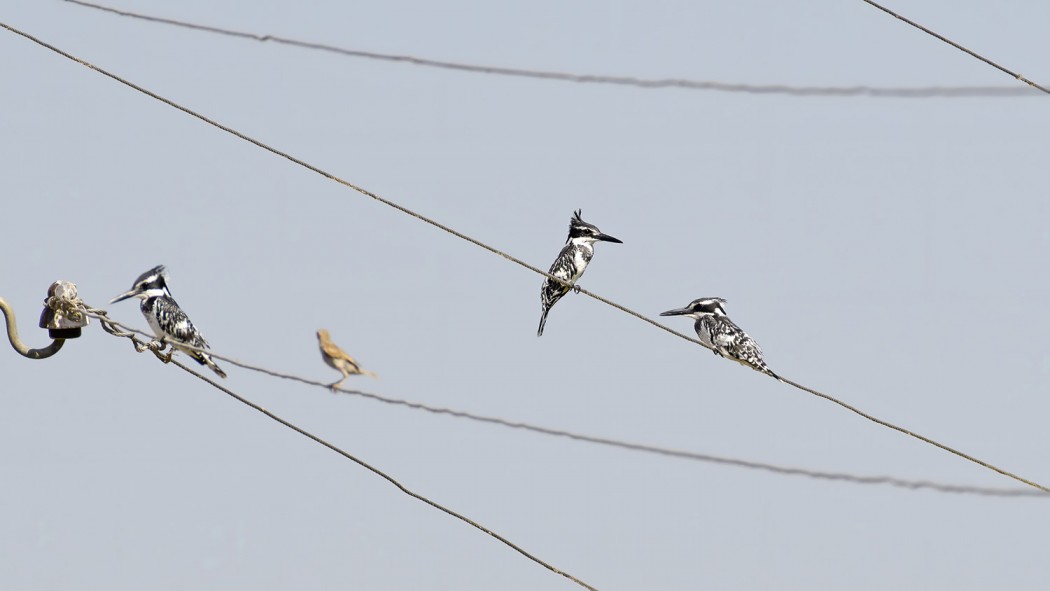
[317,329,377,390]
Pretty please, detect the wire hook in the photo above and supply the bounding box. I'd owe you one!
[1,280,88,359]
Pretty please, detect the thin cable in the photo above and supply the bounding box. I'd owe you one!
[84,310,1047,499]
[860,0,1050,95]
[3,21,702,347]
[6,22,1047,495]
[62,0,1037,98]
[779,376,1050,493]
[89,312,598,591]
[176,361,599,590]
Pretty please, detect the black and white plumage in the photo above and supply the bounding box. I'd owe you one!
[537,209,622,336]
[660,297,779,380]
[110,265,227,378]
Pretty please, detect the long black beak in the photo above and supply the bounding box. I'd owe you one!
[659,307,690,317]
[596,233,622,244]
[109,290,138,304]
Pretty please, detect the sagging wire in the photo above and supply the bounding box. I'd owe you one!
[81,309,1048,499]
[82,304,600,591]
[3,20,1047,494]
[63,0,1041,98]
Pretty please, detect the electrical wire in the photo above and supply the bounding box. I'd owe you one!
[860,0,1050,95]
[4,21,1048,494]
[87,310,600,591]
[83,310,1047,499]
[61,0,1038,98]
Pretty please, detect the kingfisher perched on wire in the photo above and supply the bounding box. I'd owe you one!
[660,297,780,380]
[537,209,622,336]
[110,265,227,378]
[317,329,377,390]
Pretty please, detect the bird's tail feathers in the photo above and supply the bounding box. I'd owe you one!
[199,353,227,379]
[537,307,550,337]
[762,365,782,382]
[735,356,782,382]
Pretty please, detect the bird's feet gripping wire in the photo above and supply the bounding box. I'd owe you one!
[86,305,177,364]
[130,336,172,363]
[137,339,175,363]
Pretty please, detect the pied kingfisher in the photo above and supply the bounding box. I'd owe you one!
[660,297,780,380]
[317,329,377,390]
[110,265,227,378]
[537,209,622,336]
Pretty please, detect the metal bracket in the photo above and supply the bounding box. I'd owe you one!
[1,280,88,360]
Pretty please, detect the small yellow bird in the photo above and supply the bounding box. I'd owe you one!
[317,329,377,390]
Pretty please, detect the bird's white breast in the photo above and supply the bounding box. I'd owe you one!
[145,306,168,340]
[696,320,715,348]
[570,245,593,281]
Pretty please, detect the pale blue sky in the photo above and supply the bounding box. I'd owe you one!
[2,1,1049,589]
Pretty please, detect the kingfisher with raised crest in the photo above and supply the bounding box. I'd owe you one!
[110,265,227,378]
[660,297,780,380]
[537,209,622,336]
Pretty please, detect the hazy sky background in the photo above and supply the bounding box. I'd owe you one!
[3,1,1049,589]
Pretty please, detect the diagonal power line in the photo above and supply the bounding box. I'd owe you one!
[84,310,1048,499]
[89,310,600,591]
[62,0,1038,98]
[4,21,1048,495]
[860,0,1049,95]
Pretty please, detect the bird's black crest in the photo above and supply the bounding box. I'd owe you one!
[692,297,727,315]
[566,209,600,242]
[132,264,167,287]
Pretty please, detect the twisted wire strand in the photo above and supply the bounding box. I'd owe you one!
[86,308,599,591]
[4,21,1046,493]
[860,0,1050,95]
[62,0,1039,98]
[82,309,1047,499]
